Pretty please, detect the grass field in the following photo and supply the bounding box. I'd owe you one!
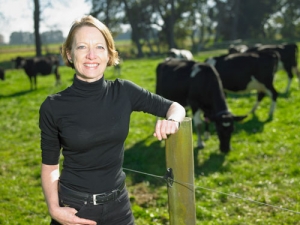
[1,47,300,224]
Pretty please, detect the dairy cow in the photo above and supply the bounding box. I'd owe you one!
[156,58,246,153]
[206,51,279,118]
[14,55,61,90]
[229,43,299,93]
[245,43,299,93]
[167,48,193,60]
[228,44,249,54]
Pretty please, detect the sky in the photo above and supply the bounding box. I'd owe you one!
[0,0,92,43]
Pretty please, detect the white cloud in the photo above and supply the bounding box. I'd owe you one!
[0,0,91,43]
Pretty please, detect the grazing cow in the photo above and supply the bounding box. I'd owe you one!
[0,67,4,81]
[156,58,246,153]
[228,44,248,54]
[14,55,61,90]
[206,51,279,118]
[168,48,193,60]
[114,49,122,76]
[114,63,121,76]
[245,43,300,93]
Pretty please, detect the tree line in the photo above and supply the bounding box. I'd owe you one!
[8,30,64,45]
[88,0,300,57]
[3,0,299,58]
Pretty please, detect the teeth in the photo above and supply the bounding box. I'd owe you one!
[84,64,98,67]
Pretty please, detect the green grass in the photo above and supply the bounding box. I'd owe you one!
[1,50,300,224]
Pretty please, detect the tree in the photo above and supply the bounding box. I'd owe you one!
[211,0,281,42]
[41,30,64,44]
[0,34,4,44]
[34,0,42,56]
[90,0,124,37]
[276,0,300,39]
[87,0,297,56]
[153,0,194,49]
[9,31,63,45]
[190,0,215,51]
[123,0,159,57]
[10,32,34,45]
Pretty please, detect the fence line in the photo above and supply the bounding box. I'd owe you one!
[123,167,300,215]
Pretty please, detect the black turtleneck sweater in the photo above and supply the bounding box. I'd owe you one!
[39,75,173,193]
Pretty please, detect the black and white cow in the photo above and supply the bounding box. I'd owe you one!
[228,44,249,54]
[156,58,246,153]
[245,43,300,93]
[0,67,5,81]
[205,51,279,118]
[230,43,299,93]
[14,55,61,90]
[168,48,193,60]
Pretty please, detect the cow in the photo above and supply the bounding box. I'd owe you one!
[14,55,61,90]
[167,48,193,60]
[156,58,246,153]
[0,67,4,81]
[114,49,122,76]
[205,51,279,118]
[245,43,300,93]
[228,44,248,54]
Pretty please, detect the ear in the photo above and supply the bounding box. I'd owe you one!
[66,51,72,61]
[233,115,247,121]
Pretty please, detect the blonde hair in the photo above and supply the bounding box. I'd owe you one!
[61,15,119,68]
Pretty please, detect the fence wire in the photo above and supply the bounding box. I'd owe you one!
[123,167,300,215]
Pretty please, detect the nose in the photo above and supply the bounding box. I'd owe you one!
[86,47,96,59]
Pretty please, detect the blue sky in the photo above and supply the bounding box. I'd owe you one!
[0,0,91,43]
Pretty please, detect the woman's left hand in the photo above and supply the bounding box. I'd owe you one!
[153,119,180,141]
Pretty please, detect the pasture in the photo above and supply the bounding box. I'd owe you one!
[1,46,300,224]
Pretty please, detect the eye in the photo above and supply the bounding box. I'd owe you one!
[96,45,105,50]
[77,45,86,50]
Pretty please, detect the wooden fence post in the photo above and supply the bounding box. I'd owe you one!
[165,117,196,225]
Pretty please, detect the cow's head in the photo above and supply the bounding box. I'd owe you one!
[214,113,246,153]
[14,56,26,69]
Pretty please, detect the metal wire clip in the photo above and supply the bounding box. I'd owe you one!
[164,168,174,187]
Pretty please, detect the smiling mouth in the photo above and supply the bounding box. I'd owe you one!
[84,63,99,68]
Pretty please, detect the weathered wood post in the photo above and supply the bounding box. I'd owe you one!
[165,117,196,225]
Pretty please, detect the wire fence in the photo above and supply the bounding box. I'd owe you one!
[123,167,300,215]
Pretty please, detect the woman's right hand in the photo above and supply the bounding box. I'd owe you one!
[51,206,97,225]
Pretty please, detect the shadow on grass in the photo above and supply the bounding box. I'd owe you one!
[123,111,273,186]
[0,90,33,98]
[123,136,167,187]
[123,135,229,187]
[196,112,272,142]
[0,86,50,99]
[225,92,256,99]
[234,112,273,135]
[277,91,290,99]
[194,151,226,176]
[226,90,292,99]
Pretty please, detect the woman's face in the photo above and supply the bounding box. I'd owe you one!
[68,26,110,82]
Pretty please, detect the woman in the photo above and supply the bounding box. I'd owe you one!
[39,15,185,225]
